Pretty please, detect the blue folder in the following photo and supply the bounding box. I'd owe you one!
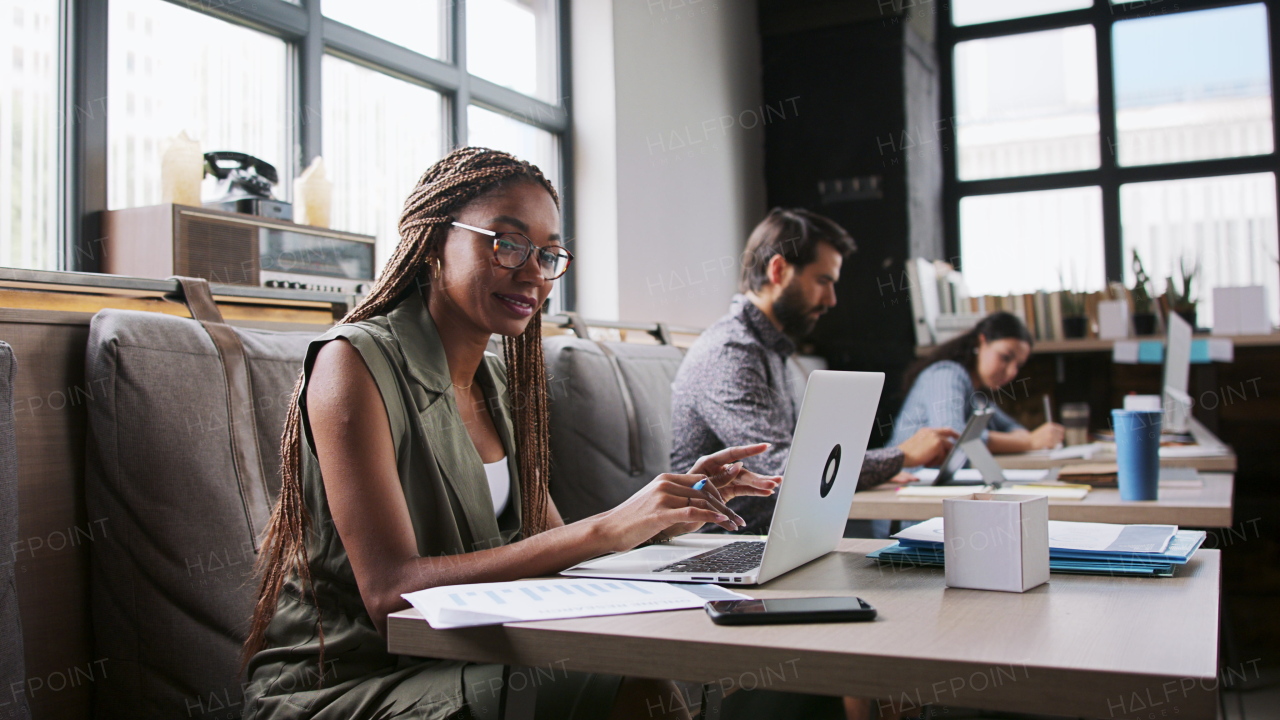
[867,529,1206,578]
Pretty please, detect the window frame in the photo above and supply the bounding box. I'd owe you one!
[64,0,574,306]
[940,0,1280,287]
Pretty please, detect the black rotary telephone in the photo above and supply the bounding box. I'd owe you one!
[203,151,292,220]
[204,151,280,201]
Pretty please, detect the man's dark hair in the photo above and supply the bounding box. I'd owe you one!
[738,207,856,293]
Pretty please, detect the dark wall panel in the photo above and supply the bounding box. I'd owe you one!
[762,20,922,445]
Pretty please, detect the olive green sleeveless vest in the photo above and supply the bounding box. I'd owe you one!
[243,288,521,720]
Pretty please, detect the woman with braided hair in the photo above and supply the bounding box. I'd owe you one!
[241,147,780,720]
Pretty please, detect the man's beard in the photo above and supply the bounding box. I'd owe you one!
[772,281,826,339]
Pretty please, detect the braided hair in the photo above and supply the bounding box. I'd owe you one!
[242,147,559,668]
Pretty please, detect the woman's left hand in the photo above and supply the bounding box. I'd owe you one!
[687,443,783,503]
[645,443,782,540]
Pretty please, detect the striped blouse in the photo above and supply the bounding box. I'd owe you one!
[888,360,1024,452]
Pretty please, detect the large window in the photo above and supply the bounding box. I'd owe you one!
[107,0,290,211]
[955,25,1099,180]
[8,0,569,289]
[466,0,559,101]
[323,0,446,60]
[945,0,1280,327]
[323,56,445,269]
[1121,173,1280,324]
[1,0,59,270]
[960,186,1105,296]
[468,105,560,189]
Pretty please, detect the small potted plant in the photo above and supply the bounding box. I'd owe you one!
[1166,255,1199,329]
[1130,250,1157,335]
[1059,271,1087,339]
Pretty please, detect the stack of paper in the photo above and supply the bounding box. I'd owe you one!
[912,468,1049,484]
[1159,445,1231,458]
[867,518,1205,578]
[1049,443,1106,460]
[896,484,1090,500]
[402,579,748,629]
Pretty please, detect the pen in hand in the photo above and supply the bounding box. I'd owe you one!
[692,476,745,529]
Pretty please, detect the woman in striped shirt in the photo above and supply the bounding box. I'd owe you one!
[889,312,1064,455]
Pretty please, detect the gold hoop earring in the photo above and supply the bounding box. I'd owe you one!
[429,256,441,280]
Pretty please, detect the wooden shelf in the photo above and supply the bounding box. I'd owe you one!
[917,332,1280,356]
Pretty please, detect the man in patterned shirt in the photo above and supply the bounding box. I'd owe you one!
[671,207,957,535]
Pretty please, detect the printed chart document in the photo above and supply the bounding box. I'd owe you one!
[403,579,748,629]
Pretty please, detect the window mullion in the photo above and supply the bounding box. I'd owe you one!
[939,18,961,266]
[453,0,469,148]
[1271,0,1280,261]
[1095,4,1123,284]
[67,0,110,272]
[300,0,323,170]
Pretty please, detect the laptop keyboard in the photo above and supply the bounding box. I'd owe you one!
[656,541,765,574]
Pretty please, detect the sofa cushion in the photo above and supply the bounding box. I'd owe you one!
[543,336,686,523]
[84,310,316,720]
[0,341,31,720]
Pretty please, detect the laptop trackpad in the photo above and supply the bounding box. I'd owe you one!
[573,545,703,573]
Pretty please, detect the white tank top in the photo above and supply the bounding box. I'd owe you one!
[483,459,510,517]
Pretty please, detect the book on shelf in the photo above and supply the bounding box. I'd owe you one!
[1047,292,1063,342]
[907,259,1121,348]
[906,258,939,346]
[907,259,972,346]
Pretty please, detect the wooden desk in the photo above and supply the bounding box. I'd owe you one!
[850,473,1234,527]
[388,540,1221,719]
[997,449,1237,473]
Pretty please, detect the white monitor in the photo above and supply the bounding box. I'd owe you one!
[1163,312,1193,433]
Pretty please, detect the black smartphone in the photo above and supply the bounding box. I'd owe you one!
[705,597,876,625]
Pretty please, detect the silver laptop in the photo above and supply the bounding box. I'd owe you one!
[562,370,884,586]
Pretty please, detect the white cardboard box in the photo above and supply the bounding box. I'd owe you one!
[1097,299,1130,339]
[1212,286,1271,336]
[943,494,1049,593]
[1123,394,1162,411]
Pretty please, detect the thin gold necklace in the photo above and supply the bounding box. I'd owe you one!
[453,381,474,391]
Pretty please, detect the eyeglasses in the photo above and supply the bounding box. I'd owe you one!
[451,222,573,280]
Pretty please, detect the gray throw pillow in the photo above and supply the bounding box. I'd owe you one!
[543,336,685,523]
[83,310,316,720]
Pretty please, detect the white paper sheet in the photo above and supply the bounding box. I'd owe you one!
[912,468,1048,484]
[895,517,1176,553]
[1049,443,1105,460]
[1159,445,1230,458]
[897,485,992,497]
[402,579,749,629]
[989,485,1090,500]
[897,484,1089,499]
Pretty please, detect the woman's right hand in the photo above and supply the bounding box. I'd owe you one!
[594,469,777,553]
[897,427,960,467]
[1028,422,1065,450]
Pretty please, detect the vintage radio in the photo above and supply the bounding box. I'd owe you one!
[101,204,375,295]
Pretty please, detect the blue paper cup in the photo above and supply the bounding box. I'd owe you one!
[1111,409,1162,501]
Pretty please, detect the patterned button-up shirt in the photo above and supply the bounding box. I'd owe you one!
[671,295,904,534]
